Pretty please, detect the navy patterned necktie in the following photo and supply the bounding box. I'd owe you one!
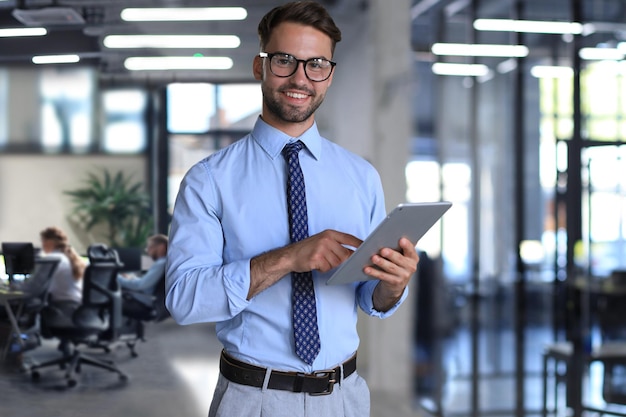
[282,141,321,365]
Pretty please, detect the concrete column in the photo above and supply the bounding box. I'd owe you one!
[318,0,411,206]
[364,0,414,415]
[317,0,416,415]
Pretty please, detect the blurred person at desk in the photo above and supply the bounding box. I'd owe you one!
[117,234,168,315]
[39,226,86,306]
[1,227,84,301]
[3,226,87,358]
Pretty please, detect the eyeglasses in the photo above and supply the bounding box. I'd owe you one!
[259,52,336,82]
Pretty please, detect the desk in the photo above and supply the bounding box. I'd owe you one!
[0,287,28,360]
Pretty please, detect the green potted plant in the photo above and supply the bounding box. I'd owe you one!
[64,169,153,248]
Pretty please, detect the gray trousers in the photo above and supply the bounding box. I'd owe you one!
[208,370,370,417]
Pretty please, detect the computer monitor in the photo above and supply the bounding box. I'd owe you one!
[2,242,35,282]
[112,247,143,273]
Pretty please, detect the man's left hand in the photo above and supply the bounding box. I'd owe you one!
[365,237,420,312]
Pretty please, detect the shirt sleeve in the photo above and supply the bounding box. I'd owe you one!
[165,162,251,325]
[118,259,165,293]
[356,279,409,318]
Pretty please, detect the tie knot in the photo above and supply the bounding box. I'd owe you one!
[282,141,303,159]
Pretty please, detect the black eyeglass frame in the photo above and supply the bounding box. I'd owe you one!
[259,52,336,82]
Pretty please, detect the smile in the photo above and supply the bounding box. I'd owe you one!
[284,91,309,99]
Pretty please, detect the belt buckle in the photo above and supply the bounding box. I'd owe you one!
[309,369,337,396]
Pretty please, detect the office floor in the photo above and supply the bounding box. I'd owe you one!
[0,319,221,417]
[0,319,415,417]
[3,318,625,417]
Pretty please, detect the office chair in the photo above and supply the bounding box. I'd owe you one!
[120,271,170,357]
[13,258,60,332]
[29,244,129,387]
[1,257,59,360]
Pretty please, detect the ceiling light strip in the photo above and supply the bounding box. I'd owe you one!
[579,47,624,60]
[0,27,46,37]
[32,54,80,64]
[432,43,529,57]
[121,7,247,22]
[474,19,583,35]
[432,62,489,76]
[530,66,574,78]
[103,35,240,49]
[124,56,233,71]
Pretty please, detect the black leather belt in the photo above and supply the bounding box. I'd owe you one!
[219,350,357,396]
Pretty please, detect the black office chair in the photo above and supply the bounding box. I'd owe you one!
[1,257,59,361]
[29,244,129,387]
[13,258,60,332]
[120,271,170,357]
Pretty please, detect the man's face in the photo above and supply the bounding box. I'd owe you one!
[253,22,334,133]
[146,240,161,261]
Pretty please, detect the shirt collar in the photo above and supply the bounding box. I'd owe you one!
[252,116,322,161]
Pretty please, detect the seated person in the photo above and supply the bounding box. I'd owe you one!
[15,227,86,356]
[117,234,168,316]
[39,226,86,309]
[1,227,84,305]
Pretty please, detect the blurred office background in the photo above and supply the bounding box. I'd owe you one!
[2,0,626,416]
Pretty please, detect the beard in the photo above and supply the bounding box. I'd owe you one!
[262,83,325,124]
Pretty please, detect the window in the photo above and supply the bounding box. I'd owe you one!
[167,82,261,133]
[0,65,149,155]
[167,83,215,133]
[40,67,94,153]
[406,159,470,279]
[102,89,148,153]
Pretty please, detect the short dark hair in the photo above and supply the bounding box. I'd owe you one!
[149,234,168,249]
[258,1,342,55]
[40,226,69,248]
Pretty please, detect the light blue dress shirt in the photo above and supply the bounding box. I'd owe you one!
[118,257,166,306]
[166,117,408,372]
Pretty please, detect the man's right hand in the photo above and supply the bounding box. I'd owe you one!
[248,229,362,299]
[287,229,362,273]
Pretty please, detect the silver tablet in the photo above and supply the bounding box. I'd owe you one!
[325,202,452,285]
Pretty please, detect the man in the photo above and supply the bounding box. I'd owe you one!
[118,234,168,313]
[165,2,419,416]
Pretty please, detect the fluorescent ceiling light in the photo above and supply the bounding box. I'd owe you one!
[431,43,529,57]
[32,54,80,64]
[579,47,624,60]
[432,62,490,76]
[124,56,233,71]
[104,35,240,49]
[530,65,573,78]
[121,7,247,22]
[0,27,46,37]
[474,19,583,34]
